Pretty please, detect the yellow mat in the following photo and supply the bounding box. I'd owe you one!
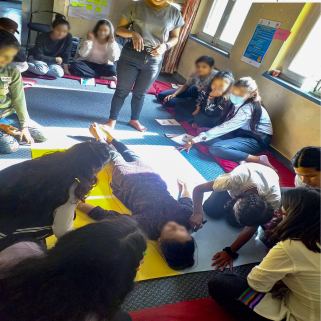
[31,148,179,281]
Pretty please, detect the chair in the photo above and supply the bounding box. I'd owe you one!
[26,11,65,55]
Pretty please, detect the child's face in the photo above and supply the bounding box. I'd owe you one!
[211,78,230,93]
[231,86,249,100]
[195,62,213,77]
[51,24,69,40]
[0,46,18,67]
[97,24,110,40]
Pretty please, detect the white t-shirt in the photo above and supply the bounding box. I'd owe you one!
[213,163,281,210]
[294,175,307,188]
[248,240,320,321]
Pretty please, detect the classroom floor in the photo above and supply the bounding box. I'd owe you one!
[0,73,259,312]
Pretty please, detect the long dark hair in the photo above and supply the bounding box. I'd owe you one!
[93,19,114,41]
[266,188,320,253]
[0,142,111,218]
[292,146,321,170]
[0,29,20,50]
[232,77,263,134]
[0,217,147,321]
[52,13,70,29]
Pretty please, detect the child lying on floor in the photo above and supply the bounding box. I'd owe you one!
[157,55,217,108]
[174,70,234,128]
[0,30,46,154]
[191,162,281,271]
[77,123,196,270]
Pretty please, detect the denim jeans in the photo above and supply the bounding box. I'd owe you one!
[157,86,199,108]
[208,129,272,163]
[0,113,46,154]
[109,44,163,121]
[27,57,64,78]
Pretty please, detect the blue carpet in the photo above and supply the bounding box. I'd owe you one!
[25,87,224,181]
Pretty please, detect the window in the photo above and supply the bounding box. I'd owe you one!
[281,14,321,88]
[198,0,253,52]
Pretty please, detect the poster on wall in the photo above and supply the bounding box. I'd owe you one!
[241,19,281,68]
[68,0,112,21]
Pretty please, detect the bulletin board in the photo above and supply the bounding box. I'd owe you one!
[68,0,112,21]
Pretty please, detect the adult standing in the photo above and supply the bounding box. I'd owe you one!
[103,0,184,132]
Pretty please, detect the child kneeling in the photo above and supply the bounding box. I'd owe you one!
[0,30,46,153]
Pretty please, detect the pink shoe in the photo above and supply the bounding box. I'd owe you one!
[109,81,116,89]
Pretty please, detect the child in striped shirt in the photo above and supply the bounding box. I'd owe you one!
[0,30,46,154]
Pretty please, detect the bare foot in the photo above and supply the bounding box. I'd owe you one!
[98,124,114,143]
[89,122,107,141]
[109,81,116,89]
[258,155,277,172]
[101,119,116,130]
[129,120,147,132]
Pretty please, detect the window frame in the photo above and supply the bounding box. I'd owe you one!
[197,0,242,53]
[280,10,321,87]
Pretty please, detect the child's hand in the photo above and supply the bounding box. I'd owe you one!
[87,31,94,41]
[56,57,63,64]
[192,106,200,116]
[0,124,20,136]
[209,88,222,98]
[20,127,34,145]
[164,94,176,102]
[63,64,71,75]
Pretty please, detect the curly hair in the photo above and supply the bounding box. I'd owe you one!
[0,142,111,220]
[0,217,147,321]
[226,193,275,227]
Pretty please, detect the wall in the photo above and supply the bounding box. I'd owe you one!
[53,0,183,39]
[178,2,321,160]
[53,0,132,38]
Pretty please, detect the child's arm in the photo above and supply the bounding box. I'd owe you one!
[190,181,214,230]
[10,68,29,128]
[164,83,190,102]
[33,35,57,65]
[192,105,200,116]
[61,34,73,75]
[211,226,258,271]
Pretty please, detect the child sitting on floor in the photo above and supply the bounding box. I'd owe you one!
[0,30,46,154]
[70,19,120,89]
[174,70,234,128]
[27,14,72,78]
[157,55,217,108]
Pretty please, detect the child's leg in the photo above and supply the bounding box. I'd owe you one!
[194,111,219,128]
[0,129,20,153]
[70,61,98,78]
[158,86,198,108]
[96,63,117,79]
[174,99,197,123]
[46,64,64,78]
[110,138,140,163]
[203,191,232,218]
[208,275,270,321]
[27,60,49,76]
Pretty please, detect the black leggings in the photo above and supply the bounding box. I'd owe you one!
[208,274,271,321]
[203,191,243,228]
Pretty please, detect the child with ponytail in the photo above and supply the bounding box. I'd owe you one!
[177,77,274,170]
[27,14,72,78]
